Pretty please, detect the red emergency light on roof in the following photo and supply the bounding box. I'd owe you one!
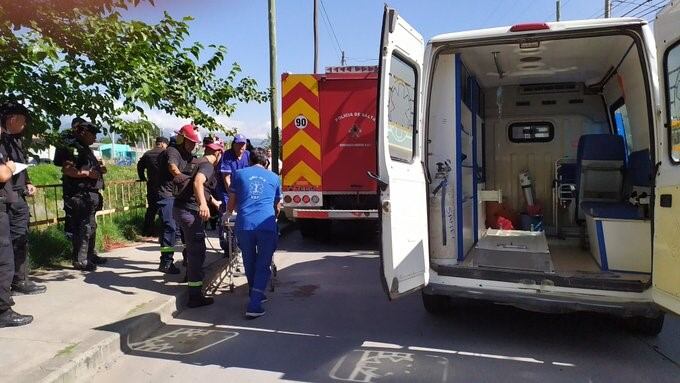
[510,23,550,32]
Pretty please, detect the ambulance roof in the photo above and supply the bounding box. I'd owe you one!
[429,17,647,45]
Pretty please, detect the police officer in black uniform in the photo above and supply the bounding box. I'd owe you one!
[137,136,169,236]
[0,102,46,295]
[0,124,32,327]
[53,120,107,271]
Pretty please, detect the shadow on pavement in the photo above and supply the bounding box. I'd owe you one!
[95,233,680,383]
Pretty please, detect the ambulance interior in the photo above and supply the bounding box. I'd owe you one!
[426,32,654,290]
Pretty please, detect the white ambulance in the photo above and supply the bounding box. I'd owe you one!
[374,2,680,335]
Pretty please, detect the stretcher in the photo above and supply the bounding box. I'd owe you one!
[203,214,278,296]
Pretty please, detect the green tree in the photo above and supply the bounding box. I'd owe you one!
[0,0,269,149]
[116,119,160,146]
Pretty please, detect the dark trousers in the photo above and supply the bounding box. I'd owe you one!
[8,196,29,283]
[236,229,277,299]
[173,208,205,286]
[143,190,159,235]
[0,208,15,311]
[157,197,177,262]
[68,192,101,264]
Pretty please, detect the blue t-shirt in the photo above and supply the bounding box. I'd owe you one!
[231,166,281,232]
[216,149,250,205]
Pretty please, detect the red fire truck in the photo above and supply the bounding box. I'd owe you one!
[281,66,379,238]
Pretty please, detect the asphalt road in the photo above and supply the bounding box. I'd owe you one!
[93,227,680,383]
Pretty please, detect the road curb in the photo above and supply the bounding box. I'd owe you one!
[21,289,188,383]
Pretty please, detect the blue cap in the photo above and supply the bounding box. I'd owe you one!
[232,133,247,144]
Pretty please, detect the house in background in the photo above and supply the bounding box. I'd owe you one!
[99,143,137,165]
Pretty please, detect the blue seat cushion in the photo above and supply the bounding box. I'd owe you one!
[580,201,643,220]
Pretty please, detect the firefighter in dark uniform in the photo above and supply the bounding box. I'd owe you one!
[155,124,199,274]
[53,121,107,271]
[137,136,169,236]
[0,102,46,295]
[0,129,32,327]
[173,136,223,308]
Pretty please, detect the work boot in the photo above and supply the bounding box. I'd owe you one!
[158,260,180,274]
[11,280,47,295]
[0,309,33,328]
[187,287,214,308]
[73,261,97,272]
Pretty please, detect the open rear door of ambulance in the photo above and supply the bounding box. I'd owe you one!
[374,7,429,300]
[653,0,680,316]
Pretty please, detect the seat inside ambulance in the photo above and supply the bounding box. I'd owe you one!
[425,27,654,289]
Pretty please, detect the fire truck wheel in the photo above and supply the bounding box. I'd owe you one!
[422,290,449,315]
[298,219,317,238]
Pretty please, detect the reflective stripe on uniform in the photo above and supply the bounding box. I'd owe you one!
[187,281,203,287]
[160,246,175,253]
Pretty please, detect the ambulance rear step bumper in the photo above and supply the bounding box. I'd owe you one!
[425,283,661,318]
[293,209,379,220]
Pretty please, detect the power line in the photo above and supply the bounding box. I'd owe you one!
[319,0,343,60]
[634,2,667,18]
[629,0,666,17]
[318,3,341,60]
[620,0,652,17]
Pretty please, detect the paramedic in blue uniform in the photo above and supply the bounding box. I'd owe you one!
[227,148,282,319]
[173,137,223,308]
[0,102,46,295]
[217,133,250,208]
[216,133,250,248]
[0,126,33,327]
[53,121,107,271]
[155,125,198,274]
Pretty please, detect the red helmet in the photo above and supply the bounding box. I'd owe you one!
[177,124,200,143]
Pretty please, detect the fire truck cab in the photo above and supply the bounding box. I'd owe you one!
[377,2,680,335]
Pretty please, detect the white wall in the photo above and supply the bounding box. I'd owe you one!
[484,86,609,224]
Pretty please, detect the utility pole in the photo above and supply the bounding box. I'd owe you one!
[268,0,280,174]
[341,51,346,66]
[313,0,319,73]
[604,0,611,18]
[556,0,561,21]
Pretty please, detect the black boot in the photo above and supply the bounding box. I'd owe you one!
[187,286,213,308]
[0,309,33,328]
[11,280,47,295]
[73,261,97,272]
[158,260,180,274]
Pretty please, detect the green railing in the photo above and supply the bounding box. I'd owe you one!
[28,180,147,228]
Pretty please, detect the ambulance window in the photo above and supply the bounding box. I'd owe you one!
[610,98,633,157]
[508,122,554,143]
[387,54,417,162]
[664,41,680,163]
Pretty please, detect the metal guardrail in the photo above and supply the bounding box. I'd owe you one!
[28,180,147,228]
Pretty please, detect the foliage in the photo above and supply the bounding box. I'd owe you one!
[29,210,144,268]
[28,164,139,185]
[28,224,72,268]
[0,0,269,149]
[116,119,161,146]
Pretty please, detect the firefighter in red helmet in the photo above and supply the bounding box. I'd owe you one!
[155,124,200,274]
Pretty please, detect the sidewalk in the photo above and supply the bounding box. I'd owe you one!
[0,240,210,383]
